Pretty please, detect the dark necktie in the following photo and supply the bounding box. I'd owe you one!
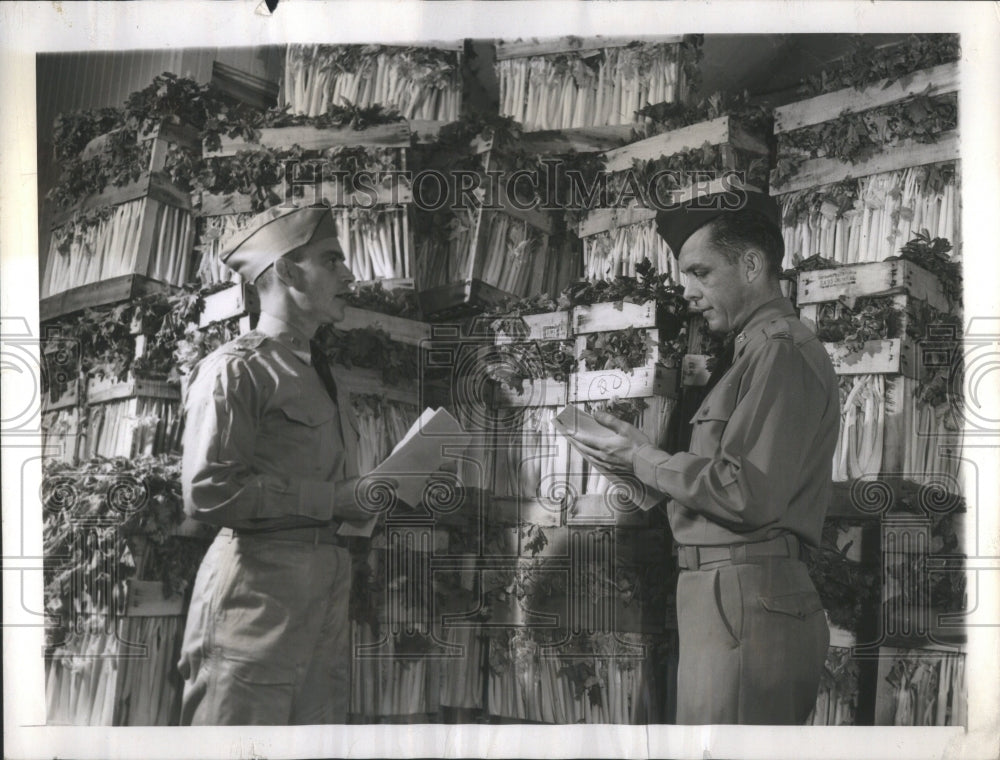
[309,339,340,406]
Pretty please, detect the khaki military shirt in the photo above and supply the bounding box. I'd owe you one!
[182,313,356,531]
[632,297,839,548]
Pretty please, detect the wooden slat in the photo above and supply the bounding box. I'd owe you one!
[494,35,684,60]
[39,275,177,323]
[332,366,420,407]
[50,173,192,229]
[198,283,259,328]
[337,305,431,347]
[494,311,572,343]
[495,191,556,235]
[576,174,757,238]
[409,119,454,144]
[519,125,632,154]
[204,122,412,157]
[87,375,180,404]
[125,579,185,617]
[417,279,513,319]
[572,301,658,334]
[771,131,959,195]
[823,338,922,379]
[603,116,736,173]
[196,182,412,217]
[493,377,568,408]
[774,62,960,135]
[796,260,950,315]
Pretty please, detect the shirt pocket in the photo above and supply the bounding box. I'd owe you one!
[261,398,339,465]
[689,384,739,453]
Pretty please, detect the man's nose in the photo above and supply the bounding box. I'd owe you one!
[683,280,701,303]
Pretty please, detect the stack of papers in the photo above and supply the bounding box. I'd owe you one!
[338,407,472,536]
[553,405,665,512]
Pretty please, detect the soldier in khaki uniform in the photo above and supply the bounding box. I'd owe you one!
[558,188,838,724]
[177,206,373,725]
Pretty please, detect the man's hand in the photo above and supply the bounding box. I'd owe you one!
[554,409,652,473]
[332,476,398,521]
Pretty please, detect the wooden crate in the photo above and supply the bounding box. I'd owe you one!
[494,311,572,344]
[771,132,959,196]
[570,328,679,402]
[123,579,185,617]
[198,282,259,327]
[418,278,514,320]
[202,122,412,158]
[41,377,81,412]
[796,260,951,315]
[771,63,960,195]
[338,305,431,347]
[571,300,660,334]
[87,375,180,405]
[493,377,569,408]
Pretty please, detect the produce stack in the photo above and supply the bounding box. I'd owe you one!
[281,43,463,127]
[478,288,684,723]
[575,110,770,282]
[42,456,209,726]
[768,36,965,726]
[415,126,577,318]
[195,117,415,285]
[494,37,694,131]
[41,118,200,304]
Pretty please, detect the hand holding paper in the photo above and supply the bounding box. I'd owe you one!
[552,405,665,511]
[338,407,472,537]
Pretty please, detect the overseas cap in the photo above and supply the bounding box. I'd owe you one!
[220,206,340,283]
[655,185,781,258]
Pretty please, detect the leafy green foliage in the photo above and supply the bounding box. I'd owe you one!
[344,281,421,318]
[313,323,419,386]
[580,328,653,372]
[42,455,193,631]
[635,89,772,138]
[799,34,960,97]
[778,92,957,166]
[816,296,902,352]
[895,230,961,308]
[806,520,881,632]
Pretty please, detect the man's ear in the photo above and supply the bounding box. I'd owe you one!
[272,256,298,287]
[743,248,766,283]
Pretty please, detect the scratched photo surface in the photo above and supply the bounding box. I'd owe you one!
[3,3,999,759]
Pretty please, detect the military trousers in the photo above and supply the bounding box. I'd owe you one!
[675,556,829,724]
[177,530,352,725]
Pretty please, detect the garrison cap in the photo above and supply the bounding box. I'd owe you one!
[220,206,340,283]
[655,183,781,258]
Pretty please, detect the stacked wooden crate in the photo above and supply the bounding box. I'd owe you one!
[494,36,690,132]
[415,131,580,318]
[576,119,770,282]
[41,120,199,307]
[771,61,959,270]
[196,120,415,285]
[280,43,464,134]
[478,300,678,723]
[771,61,964,726]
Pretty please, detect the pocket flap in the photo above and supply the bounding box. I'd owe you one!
[280,400,336,427]
[690,402,734,424]
[759,591,824,619]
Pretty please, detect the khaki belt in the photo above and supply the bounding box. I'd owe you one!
[223,525,349,547]
[677,534,804,570]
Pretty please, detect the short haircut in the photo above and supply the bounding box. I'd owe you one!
[703,210,785,276]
